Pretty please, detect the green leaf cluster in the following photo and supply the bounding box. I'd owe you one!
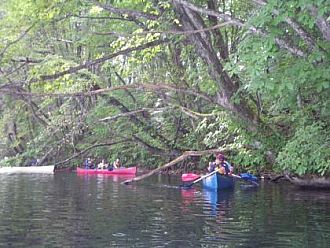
[277,122,330,176]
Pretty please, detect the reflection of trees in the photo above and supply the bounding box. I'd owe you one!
[224,184,330,247]
[0,175,65,246]
[1,176,330,247]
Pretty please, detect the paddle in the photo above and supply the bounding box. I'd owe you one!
[181,168,220,188]
[182,173,200,182]
[231,173,259,186]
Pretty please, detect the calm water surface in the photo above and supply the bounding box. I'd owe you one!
[0,172,329,247]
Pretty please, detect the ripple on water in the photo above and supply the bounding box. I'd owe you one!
[0,174,330,247]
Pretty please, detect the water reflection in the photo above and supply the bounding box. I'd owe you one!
[76,173,136,182]
[180,188,235,218]
[203,189,234,216]
[0,174,330,247]
[180,188,197,215]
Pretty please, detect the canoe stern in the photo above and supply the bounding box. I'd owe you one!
[202,173,234,190]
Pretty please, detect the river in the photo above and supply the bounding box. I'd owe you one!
[0,173,329,247]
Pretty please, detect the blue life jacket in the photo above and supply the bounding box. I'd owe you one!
[222,161,231,174]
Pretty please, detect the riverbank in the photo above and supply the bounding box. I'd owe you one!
[158,167,330,190]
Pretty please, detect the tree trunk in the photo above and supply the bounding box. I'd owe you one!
[173,2,258,129]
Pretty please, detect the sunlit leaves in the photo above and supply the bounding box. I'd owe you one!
[89,5,103,15]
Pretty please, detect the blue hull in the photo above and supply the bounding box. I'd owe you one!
[202,173,234,190]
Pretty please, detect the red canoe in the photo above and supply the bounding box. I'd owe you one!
[76,166,137,175]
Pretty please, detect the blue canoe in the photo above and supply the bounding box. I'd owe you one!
[202,173,234,190]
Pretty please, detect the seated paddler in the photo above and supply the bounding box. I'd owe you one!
[208,153,233,175]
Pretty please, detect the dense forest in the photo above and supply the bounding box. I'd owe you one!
[0,0,329,176]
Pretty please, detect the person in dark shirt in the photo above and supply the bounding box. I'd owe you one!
[208,153,233,175]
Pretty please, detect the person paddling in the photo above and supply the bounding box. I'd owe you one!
[84,158,91,169]
[107,158,121,171]
[208,153,233,175]
[97,159,107,169]
[84,158,96,169]
[218,153,233,175]
[113,159,121,169]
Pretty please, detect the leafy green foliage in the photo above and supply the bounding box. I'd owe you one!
[277,122,330,176]
[0,0,329,177]
[195,112,271,173]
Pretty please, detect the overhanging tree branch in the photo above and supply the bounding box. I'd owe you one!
[53,140,130,167]
[98,104,214,123]
[173,1,259,128]
[92,21,235,37]
[99,107,167,122]
[122,149,226,185]
[0,83,214,102]
[173,0,305,57]
[253,0,316,51]
[131,134,168,155]
[29,39,167,83]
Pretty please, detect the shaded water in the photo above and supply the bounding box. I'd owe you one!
[0,173,329,247]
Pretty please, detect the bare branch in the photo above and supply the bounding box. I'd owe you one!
[98,104,214,123]
[11,58,43,64]
[73,14,136,21]
[99,107,167,122]
[177,105,215,118]
[122,149,227,185]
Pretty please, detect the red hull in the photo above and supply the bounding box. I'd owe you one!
[76,166,137,175]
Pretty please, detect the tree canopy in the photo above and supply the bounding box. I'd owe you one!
[0,0,329,176]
